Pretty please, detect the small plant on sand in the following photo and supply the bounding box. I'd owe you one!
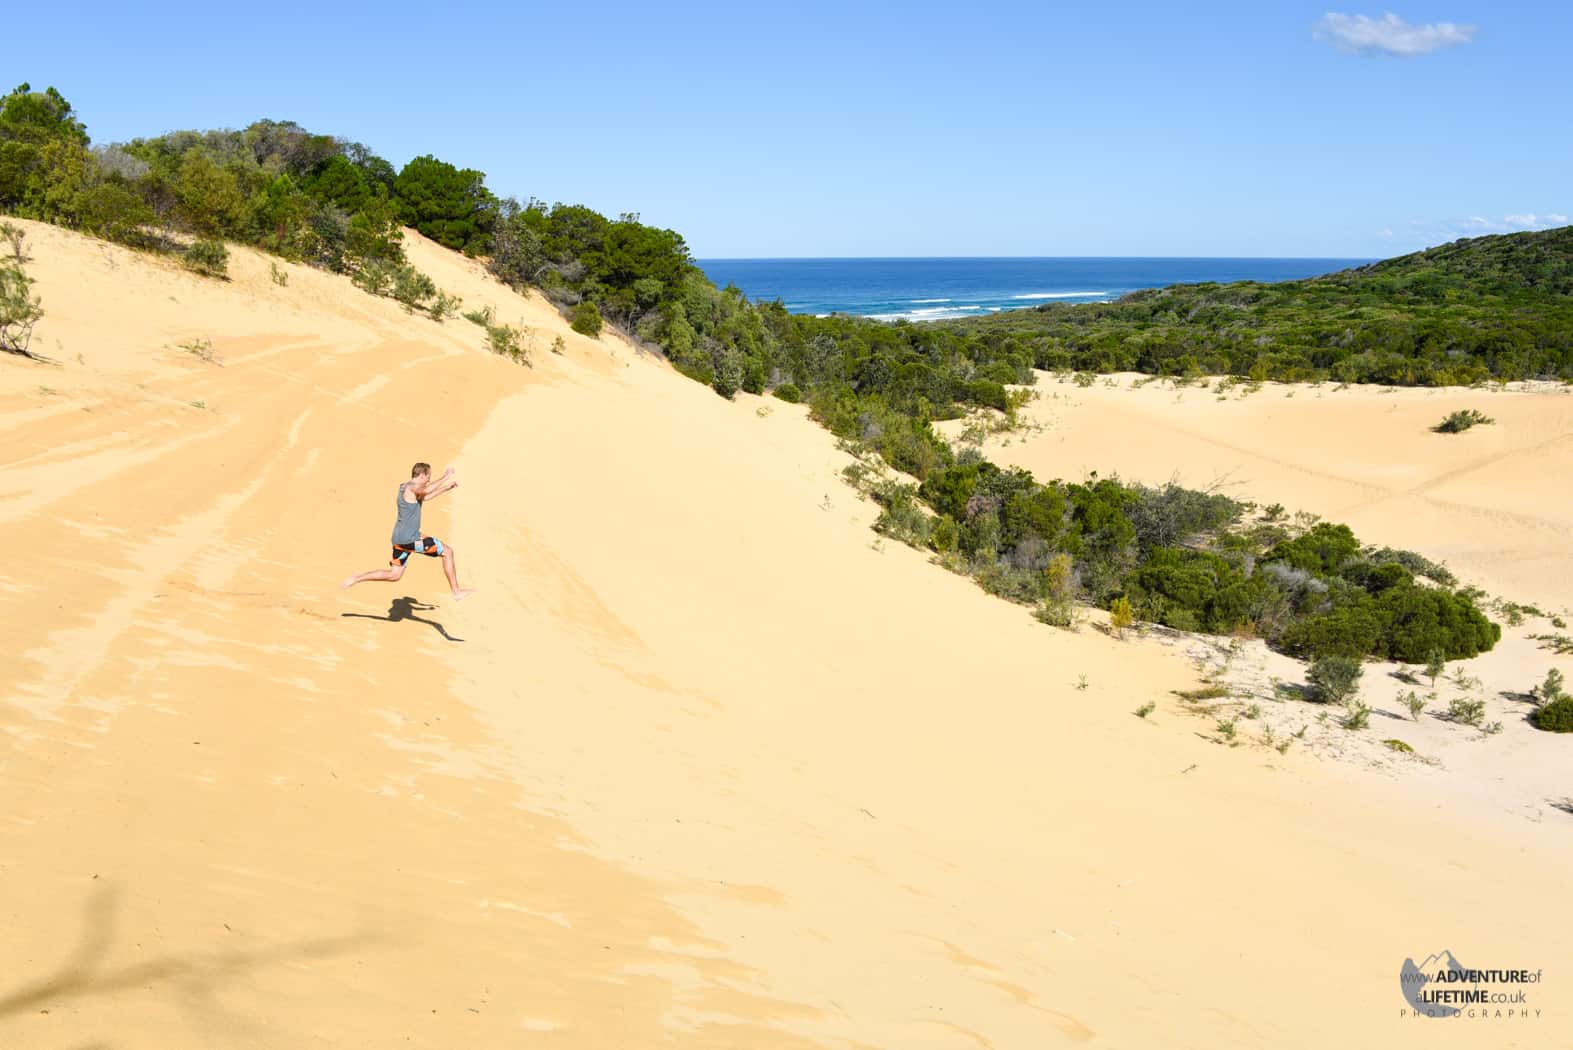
[1424,649,1446,688]
[1383,738,1415,754]
[462,304,495,327]
[1450,667,1480,691]
[183,238,229,278]
[1306,654,1363,704]
[1482,721,1503,736]
[1,220,28,262]
[391,265,436,311]
[1433,409,1493,434]
[1531,633,1573,655]
[1244,703,1261,720]
[1177,685,1230,702]
[1532,668,1567,707]
[1276,738,1293,754]
[178,337,221,365]
[484,322,528,365]
[429,290,461,322]
[1216,718,1237,740]
[1341,699,1372,731]
[1134,701,1155,719]
[1075,674,1089,691]
[1447,697,1486,727]
[1400,690,1428,721]
[269,260,289,287]
[551,335,566,355]
[188,399,207,410]
[1,253,45,358]
[1109,596,1135,638]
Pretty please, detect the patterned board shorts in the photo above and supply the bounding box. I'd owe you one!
[391,536,446,565]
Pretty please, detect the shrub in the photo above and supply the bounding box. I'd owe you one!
[1341,700,1371,730]
[570,300,603,337]
[183,238,230,278]
[1369,547,1457,587]
[429,290,461,321]
[462,304,495,326]
[1400,691,1428,720]
[773,383,802,403]
[1,258,44,357]
[353,259,395,296]
[1,221,26,262]
[930,515,960,554]
[712,346,743,398]
[1038,552,1076,627]
[484,322,524,362]
[1447,697,1485,727]
[1109,596,1135,637]
[1306,654,1362,704]
[873,482,931,547]
[1425,649,1446,687]
[1266,523,1360,574]
[1531,695,1573,732]
[1433,409,1493,434]
[1532,668,1567,706]
[391,264,436,311]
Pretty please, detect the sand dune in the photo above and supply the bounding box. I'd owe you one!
[960,373,1573,611]
[4,220,1570,1048]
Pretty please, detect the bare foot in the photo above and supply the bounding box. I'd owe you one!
[340,576,357,590]
[451,589,476,602]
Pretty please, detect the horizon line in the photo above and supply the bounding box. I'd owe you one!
[694,254,1381,262]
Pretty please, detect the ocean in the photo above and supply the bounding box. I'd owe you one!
[695,257,1374,321]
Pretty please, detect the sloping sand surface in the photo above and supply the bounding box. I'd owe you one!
[4,221,1570,1048]
[963,373,1573,611]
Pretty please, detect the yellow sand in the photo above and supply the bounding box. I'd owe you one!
[3,220,1569,1048]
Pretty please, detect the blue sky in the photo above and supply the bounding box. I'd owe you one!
[9,2,1568,257]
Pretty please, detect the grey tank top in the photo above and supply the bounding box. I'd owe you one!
[391,482,423,545]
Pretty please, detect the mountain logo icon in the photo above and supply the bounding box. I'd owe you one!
[1400,949,1467,1017]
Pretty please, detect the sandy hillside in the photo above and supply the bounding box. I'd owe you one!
[3,220,1570,1049]
[958,372,1573,612]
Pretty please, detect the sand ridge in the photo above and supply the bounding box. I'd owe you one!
[3,220,1571,1048]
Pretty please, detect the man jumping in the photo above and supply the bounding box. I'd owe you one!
[342,462,474,601]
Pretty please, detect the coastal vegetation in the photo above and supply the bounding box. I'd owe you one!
[2,82,1517,662]
[0,222,43,358]
[1433,408,1493,433]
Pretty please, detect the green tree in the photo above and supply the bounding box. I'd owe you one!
[393,154,494,252]
[0,83,89,214]
[570,301,603,337]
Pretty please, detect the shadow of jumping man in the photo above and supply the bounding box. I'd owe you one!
[341,596,464,643]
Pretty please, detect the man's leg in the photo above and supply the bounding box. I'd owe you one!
[438,543,474,601]
[342,554,407,589]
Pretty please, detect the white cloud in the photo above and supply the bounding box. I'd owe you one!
[1315,12,1478,56]
[1503,213,1571,230]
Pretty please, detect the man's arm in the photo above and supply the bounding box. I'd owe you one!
[422,479,459,501]
[419,469,459,502]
